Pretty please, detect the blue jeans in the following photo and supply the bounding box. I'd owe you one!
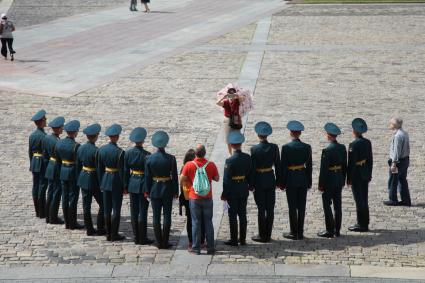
[388,157,411,204]
[189,199,214,252]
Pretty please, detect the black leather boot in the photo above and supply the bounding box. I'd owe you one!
[38,196,46,219]
[139,221,154,245]
[239,220,247,246]
[265,214,274,242]
[162,224,172,249]
[63,206,70,229]
[225,220,238,246]
[49,195,63,224]
[33,197,39,218]
[153,223,163,248]
[105,216,112,241]
[69,207,84,230]
[131,217,140,244]
[252,214,266,243]
[84,213,97,236]
[45,197,51,223]
[96,211,106,236]
[111,217,125,241]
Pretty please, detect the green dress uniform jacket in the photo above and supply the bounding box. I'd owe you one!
[347,136,373,184]
[124,146,151,194]
[222,150,252,199]
[281,139,312,189]
[144,150,178,199]
[97,142,125,192]
[319,141,347,189]
[76,141,99,191]
[29,127,46,173]
[250,141,281,190]
[55,137,80,181]
[44,134,60,181]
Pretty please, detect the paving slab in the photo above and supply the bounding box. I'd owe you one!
[111,264,151,278]
[350,266,425,280]
[275,264,350,277]
[207,263,275,276]
[0,265,113,280]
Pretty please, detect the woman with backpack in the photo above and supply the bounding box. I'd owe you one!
[179,149,206,250]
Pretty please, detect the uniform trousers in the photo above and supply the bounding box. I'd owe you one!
[46,178,62,221]
[227,196,248,243]
[151,197,173,246]
[82,188,103,215]
[285,187,307,237]
[352,180,369,229]
[253,188,275,240]
[321,186,342,234]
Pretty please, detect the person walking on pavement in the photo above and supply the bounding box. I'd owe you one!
[347,118,373,232]
[250,121,281,243]
[130,0,138,11]
[29,110,47,218]
[384,117,411,207]
[181,144,220,255]
[222,131,252,247]
[124,127,154,245]
[97,124,126,241]
[145,131,179,249]
[281,121,312,240]
[141,0,150,13]
[43,116,65,224]
[0,14,16,61]
[317,123,347,238]
[76,123,106,236]
[55,120,84,230]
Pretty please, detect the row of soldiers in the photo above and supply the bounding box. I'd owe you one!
[223,119,372,245]
[29,110,178,248]
[29,109,373,248]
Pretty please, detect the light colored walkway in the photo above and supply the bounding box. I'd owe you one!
[0,0,13,14]
[0,0,284,97]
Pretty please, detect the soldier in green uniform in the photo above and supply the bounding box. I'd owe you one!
[281,121,312,240]
[347,118,373,232]
[250,121,281,243]
[317,123,347,238]
[29,109,47,218]
[43,116,65,224]
[145,131,178,249]
[55,120,83,230]
[124,127,154,245]
[222,131,252,246]
[76,123,105,236]
[97,124,125,241]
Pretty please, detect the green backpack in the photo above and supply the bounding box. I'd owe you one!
[192,161,211,196]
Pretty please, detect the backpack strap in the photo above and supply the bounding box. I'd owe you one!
[192,161,199,169]
[202,161,210,169]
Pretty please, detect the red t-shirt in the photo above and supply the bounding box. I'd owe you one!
[181,158,219,200]
[223,99,240,118]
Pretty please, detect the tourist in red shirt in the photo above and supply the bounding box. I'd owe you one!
[181,144,219,255]
[178,149,206,250]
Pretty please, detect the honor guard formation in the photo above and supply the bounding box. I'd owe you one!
[29,109,411,253]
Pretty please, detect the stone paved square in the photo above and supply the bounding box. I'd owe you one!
[1,1,425,281]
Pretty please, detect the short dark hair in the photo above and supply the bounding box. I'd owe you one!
[195,145,206,158]
[258,135,268,139]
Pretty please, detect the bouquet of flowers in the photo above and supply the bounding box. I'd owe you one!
[216,83,253,117]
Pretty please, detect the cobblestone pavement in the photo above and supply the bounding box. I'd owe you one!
[0,1,425,277]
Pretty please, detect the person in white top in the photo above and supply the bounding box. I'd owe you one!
[384,117,411,206]
[0,13,16,61]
